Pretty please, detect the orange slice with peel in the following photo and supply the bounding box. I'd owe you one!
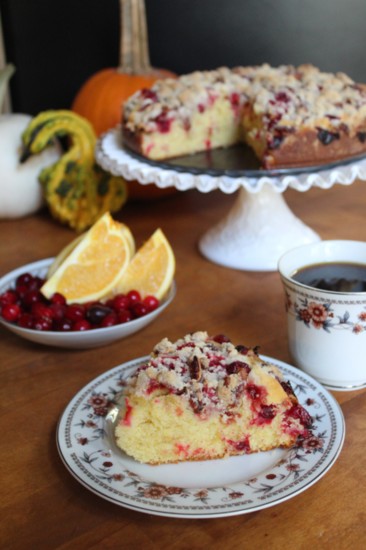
[41,212,135,303]
[47,233,85,278]
[112,228,175,300]
[47,220,135,278]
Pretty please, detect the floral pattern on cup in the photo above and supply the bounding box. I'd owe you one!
[285,291,366,334]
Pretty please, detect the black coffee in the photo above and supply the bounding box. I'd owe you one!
[292,262,366,292]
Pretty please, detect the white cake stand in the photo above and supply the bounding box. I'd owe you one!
[96,129,366,271]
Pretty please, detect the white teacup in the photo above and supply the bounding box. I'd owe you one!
[278,240,366,391]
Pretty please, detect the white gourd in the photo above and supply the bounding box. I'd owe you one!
[0,114,61,218]
[0,65,61,219]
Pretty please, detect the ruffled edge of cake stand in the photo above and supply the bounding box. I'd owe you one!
[96,128,366,194]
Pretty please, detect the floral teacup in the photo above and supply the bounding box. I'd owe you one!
[278,240,366,391]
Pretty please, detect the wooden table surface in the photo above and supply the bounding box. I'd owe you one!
[1,180,366,549]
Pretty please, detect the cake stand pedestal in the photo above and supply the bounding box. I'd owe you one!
[96,129,366,271]
[198,185,319,271]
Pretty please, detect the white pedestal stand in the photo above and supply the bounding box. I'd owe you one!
[198,185,319,271]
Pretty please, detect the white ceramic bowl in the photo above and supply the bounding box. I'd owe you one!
[0,258,176,349]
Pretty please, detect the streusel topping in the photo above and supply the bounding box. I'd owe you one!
[123,63,366,136]
[123,331,286,416]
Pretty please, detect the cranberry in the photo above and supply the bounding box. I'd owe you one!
[23,290,43,308]
[117,309,133,323]
[259,405,276,420]
[275,91,290,103]
[65,304,85,322]
[154,111,172,133]
[27,276,44,291]
[15,284,28,299]
[266,113,282,130]
[50,292,66,305]
[112,294,129,311]
[317,128,340,145]
[33,317,52,331]
[53,319,72,332]
[230,436,250,452]
[86,304,113,325]
[226,361,250,375]
[16,272,33,287]
[50,303,66,320]
[73,319,91,331]
[236,344,249,355]
[31,303,54,319]
[0,289,18,306]
[212,334,230,344]
[246,383,265,401]
[100,312,118,327]
[230,92,240,106]
[287,404,313,428]
[131,302,148,318]
[357,131,366,143]
[143,295,159,311]
[18,313,34,329]
[127,290,141,305]
[1,303,21,322]
[140,88,158,102]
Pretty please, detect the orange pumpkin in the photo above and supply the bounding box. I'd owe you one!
[72,0,177,200]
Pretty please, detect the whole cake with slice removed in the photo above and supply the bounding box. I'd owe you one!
[114,331,313,464]
[122,63,366,169]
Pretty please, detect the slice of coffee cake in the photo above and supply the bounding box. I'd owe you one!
[115,331,313,464]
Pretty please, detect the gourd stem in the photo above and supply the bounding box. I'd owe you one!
[0,64,15,113]
[119,0,152,74]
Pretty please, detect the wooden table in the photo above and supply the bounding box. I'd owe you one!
[1,181,366,549]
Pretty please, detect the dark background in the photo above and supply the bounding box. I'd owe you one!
[1,0,366,115]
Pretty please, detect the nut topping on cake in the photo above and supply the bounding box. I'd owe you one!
[189,356,202,381]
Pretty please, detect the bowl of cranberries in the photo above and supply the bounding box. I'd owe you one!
[0,258,176,349]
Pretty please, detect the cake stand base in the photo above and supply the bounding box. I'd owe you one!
[199,185,320,271]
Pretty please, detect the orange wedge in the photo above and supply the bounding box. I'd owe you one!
[47,233,86,278]
[41,212,135,303]
[113,228,175,299]
[47,219,135,278]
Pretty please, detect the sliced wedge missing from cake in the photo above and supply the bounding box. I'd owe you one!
[114,332,313,464]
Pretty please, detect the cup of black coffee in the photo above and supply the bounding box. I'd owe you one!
[278,240,366,391]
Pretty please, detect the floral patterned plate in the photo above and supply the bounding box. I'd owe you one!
[56,355,345,518]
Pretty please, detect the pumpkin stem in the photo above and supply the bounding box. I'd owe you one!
[119,0,152,75]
